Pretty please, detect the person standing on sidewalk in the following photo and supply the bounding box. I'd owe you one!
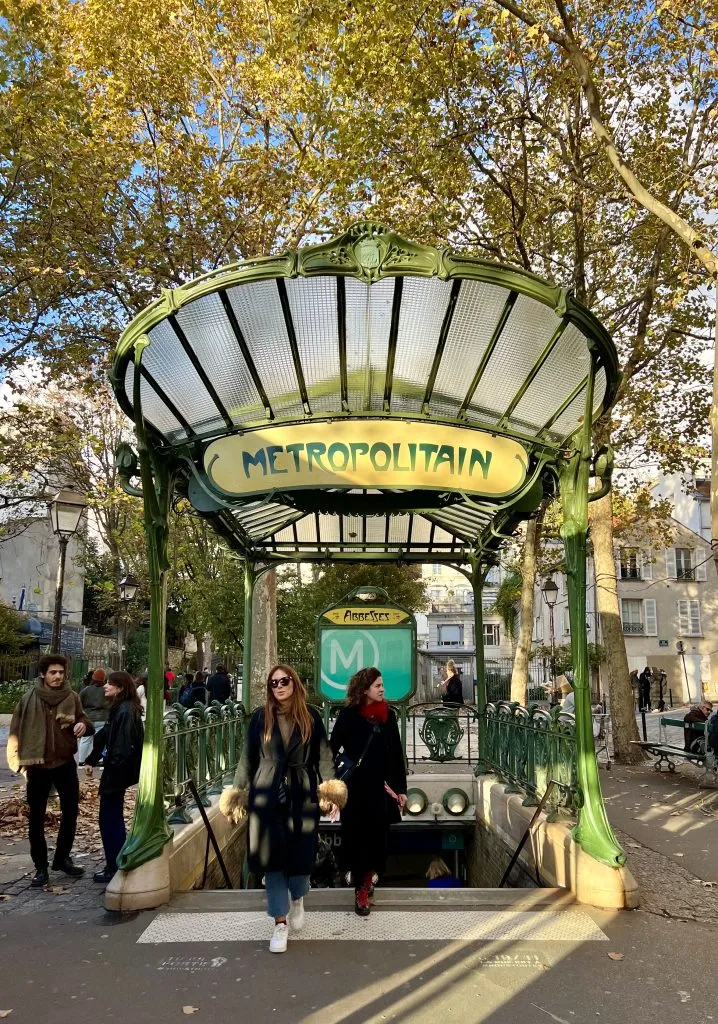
[219,664,347,954]
[85,671,144,884]
[78,669,109,764]
[6,654,94,888]
[206,664,232,704]
[329,667,407,917]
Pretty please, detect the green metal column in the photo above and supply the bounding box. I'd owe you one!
[118,347,173,871]
[559,369,625,868]
[242,560,256,710]
[470,555,488,710]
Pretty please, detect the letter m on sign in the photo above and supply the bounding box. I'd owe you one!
[330,638,363,676]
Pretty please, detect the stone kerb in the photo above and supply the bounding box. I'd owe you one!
[105,791,247,912]
[474,775,639,910]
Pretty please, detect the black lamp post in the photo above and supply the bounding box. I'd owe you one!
[541,578,559,685]
[49,486,87,653]
[118,572,138,668]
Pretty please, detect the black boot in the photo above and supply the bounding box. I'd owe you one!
[30,867,49,888]
[51,856,84,877]
[93,867,115,884]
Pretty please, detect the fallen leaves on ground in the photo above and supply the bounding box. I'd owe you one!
[607,952,625,961]
[182,1007,200,1015]
[0,781,135,856]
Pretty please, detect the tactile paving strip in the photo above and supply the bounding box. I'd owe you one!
[137,910,608,944]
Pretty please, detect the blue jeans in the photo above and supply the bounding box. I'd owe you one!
[98,790,127,872]
[264,871,310,919]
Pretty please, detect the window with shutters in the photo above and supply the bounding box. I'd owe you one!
[675,547,695,580]
[621,598,644,634]
[438,624,463,646]
[619,548,642,580]
[678,599,701,636]
[483,623,501,647]
[643,599,658,636]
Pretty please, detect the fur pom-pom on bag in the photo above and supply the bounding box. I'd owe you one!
[318,778,348,813]
[219,786,248,824]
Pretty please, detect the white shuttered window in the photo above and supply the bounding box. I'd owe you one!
[677,599,701,636]
[665,547,677,579]
[644,599,658,636]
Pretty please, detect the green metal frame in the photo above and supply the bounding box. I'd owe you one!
[557,365,625,867]
[110,222,625,875]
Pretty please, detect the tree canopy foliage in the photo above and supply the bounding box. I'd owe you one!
[277,564,428,675]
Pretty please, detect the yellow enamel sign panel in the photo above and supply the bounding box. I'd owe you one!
[203,421,528,499]
[322,607,410,626]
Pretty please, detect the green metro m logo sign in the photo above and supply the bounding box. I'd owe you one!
[318,626,415,702]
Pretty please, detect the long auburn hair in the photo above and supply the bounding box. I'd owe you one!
[106,671,142,713]
[263,664,313,744]
[345,666,381,706]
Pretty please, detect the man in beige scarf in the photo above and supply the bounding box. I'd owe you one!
[7,654,94,888]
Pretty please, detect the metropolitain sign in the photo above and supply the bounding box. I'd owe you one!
[203,421,527,500]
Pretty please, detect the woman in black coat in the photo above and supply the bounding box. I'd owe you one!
[440,659,464,705]
[85,671,143,885]
[219,664,347,954]
[330,666,407,917]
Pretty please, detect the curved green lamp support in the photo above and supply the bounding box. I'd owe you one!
[558,366,625,869]
[117,344,174,872]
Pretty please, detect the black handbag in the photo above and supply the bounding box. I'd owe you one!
[333,724,379,782]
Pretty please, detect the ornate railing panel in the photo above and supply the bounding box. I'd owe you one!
[478,701,579,815]
[163,699,246,824]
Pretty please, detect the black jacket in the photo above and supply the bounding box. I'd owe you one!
[86,699,143,795]
[234,706,335,875]
[329,704,407,878]
[442,673,464,705]
[206,672,232,703]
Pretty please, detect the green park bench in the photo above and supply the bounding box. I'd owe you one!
[631,715,715,777]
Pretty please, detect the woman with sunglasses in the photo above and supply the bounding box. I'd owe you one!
[329,666,407,917]
[220,664,346,953]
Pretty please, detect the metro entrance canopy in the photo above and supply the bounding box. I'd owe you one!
[110,222,624,883]
[111,221,618,564]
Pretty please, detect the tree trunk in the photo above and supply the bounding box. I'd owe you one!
[250,569,277,709]
[588,491,644,764]
[511,514,542,704]
[202,632,213,673]
[194,631,205,674]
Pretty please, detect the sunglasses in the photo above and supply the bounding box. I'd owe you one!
[270,676,293,690]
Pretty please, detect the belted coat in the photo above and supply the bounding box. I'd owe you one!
[234,706,337,876]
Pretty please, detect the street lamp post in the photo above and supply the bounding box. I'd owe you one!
[118,573,138,669]
[675,640,695,703]
[541,578,559,689]
[49,486,87,653]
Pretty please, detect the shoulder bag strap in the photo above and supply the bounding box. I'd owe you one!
[354,723,380,770]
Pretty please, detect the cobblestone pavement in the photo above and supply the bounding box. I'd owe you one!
[0,852,107,916]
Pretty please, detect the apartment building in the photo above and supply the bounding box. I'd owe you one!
[533,474,717,703]
[421,563,514,680]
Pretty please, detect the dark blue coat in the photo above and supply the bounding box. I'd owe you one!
[234,706,335,875]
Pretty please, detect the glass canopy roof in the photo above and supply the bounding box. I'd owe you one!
[111,222,619,564]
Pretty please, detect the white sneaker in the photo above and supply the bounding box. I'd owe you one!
[288,897,305,932]
[269,921,288,953]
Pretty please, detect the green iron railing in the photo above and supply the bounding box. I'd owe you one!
[162,699,246,825]
[478,701,579,817]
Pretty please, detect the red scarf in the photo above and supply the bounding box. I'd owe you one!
[360,699,389,724]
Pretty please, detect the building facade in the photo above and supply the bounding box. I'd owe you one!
[0,515,85,650]
[532,473,717,704]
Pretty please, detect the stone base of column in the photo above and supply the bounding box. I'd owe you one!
[104,841,172,913]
